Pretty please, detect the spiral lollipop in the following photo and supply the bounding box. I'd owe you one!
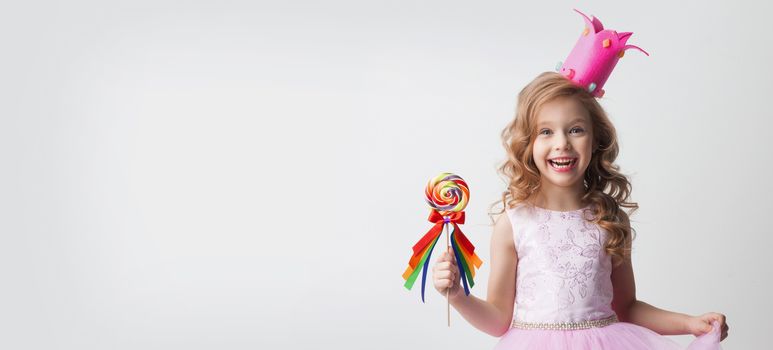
[403,172,483,313]
[424,173,469,216]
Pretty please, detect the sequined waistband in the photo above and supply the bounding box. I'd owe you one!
[511,314,618,330]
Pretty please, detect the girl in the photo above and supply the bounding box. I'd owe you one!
[431,72,729,349]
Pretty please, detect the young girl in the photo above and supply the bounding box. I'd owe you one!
[431,72,729,349]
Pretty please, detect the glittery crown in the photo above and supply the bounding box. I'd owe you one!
[556,9,649,98]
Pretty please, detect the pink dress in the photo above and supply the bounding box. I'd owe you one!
[494,204,722,350]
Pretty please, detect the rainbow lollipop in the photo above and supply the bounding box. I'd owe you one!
[424,173,470,216]
[403,173,483,304]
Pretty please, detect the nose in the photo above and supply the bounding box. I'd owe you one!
[554,134,572,151]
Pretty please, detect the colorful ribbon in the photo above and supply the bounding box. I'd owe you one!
[402,210,483,302]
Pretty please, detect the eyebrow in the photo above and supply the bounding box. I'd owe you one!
[537,118,588,127]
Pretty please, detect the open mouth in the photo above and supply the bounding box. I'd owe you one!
[548,158,577,171]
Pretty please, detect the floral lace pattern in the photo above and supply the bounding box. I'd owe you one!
[507,204,615,323]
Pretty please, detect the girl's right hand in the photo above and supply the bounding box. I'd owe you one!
[432,247,462,299]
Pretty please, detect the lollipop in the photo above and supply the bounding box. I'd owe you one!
[403,173,483,309]
[424,173,470,216]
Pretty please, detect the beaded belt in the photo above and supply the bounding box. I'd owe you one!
[511,314,618,330]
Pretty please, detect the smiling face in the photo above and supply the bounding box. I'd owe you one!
[531,96,594,189]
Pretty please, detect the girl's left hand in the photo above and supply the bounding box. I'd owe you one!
[685,312,728,341]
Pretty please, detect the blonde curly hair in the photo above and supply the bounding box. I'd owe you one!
[492,71,638,266]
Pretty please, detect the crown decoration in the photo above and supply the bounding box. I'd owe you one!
[556,9,649,98]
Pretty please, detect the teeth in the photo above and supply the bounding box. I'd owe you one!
[549,159,575,168]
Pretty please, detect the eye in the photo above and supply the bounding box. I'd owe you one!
[539,129,551,135]
[570,127,585,134]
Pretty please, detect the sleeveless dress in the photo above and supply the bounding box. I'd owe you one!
[494,204,722,350]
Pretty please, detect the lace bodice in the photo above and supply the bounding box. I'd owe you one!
[505,203,616,324]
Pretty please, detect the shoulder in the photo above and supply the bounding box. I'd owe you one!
[489,211,518,272]
[491,209,515,249]
[494,212,513,237]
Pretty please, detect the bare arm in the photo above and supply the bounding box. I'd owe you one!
[610,252,692,335]
[610,229,728,339]
[432,213,517,337]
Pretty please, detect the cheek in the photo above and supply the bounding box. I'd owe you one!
[575,137,593,155]
[531,142,548,161]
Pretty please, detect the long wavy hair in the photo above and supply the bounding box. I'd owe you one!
[492,71,638,266]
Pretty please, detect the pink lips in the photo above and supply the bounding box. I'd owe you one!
[548,158,578,173]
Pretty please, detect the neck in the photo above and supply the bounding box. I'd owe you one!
[531,180,587,211]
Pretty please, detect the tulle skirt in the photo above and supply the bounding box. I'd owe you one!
[494,321,722,350]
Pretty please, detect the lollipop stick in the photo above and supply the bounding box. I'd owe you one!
[445,220,450,327]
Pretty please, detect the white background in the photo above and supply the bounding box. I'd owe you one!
[0,0,770,349]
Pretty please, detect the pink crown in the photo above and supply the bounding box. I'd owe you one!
[556,9,649,98]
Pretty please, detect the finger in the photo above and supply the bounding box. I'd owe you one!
[444,250,454,262]
[441,261,458,272]
[438,251,449,262]
[703,314,720,328]
[446,247,456,259]
[436,270,454,280]
[433,262,447,275]
[710,312,726,325]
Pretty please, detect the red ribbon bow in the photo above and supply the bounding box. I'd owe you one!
[408,210,465,267]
